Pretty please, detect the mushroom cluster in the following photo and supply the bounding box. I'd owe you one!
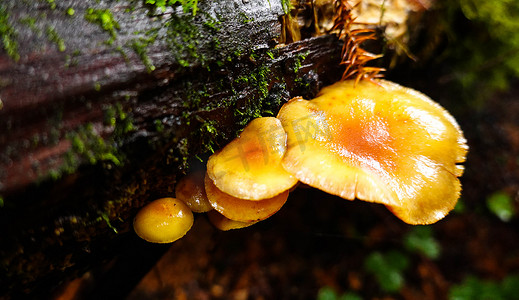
[134,79,468,243]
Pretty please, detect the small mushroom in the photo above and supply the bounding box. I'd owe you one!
[175,170,213,213]
[276,79,468,224]
[206,117,298,200]
[207,210,258,231]
[133,197,194,243]
[204,173,289,222]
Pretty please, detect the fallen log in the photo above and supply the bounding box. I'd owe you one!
[0,0,350,297]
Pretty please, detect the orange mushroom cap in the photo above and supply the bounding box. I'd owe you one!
[175,170,213,213]
[207,210,258,231]
[276,79,468,225]
[206,117,298,200]
[133,197,194,243]
[204,173,289,222]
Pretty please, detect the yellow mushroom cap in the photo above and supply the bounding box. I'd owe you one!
[204,173,289,222]
[207,210,258,231]
[175,170,213,213]
[276,79,468,225]
[133,197,194,243]
[206,117,298,200]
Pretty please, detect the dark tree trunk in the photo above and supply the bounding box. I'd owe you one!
[0,0,345,297]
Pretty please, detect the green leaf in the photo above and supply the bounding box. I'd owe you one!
[317,287,338,300]
[365,251,409,293]
[501,274,519,299]
[339,292,363,300]
[449,274,519,300]
[486,191,515,222]
[404,226,441,259]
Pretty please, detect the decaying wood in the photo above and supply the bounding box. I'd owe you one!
[0,0,352,297]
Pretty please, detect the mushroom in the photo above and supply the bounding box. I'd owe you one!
[276,79,468,224]
[175,170,213,213]
[204,173,289,222]
[207,210,258,231]
[206,117,298,200]
[133,197,194,243]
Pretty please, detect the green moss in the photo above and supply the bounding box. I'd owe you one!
[233,62,283,126]
[19,17,40,34]
[182,82,209,109]
[0,6,20,61]
[199,120,218,153]
[130,38,156,72]
[46,0,56,10]
[64,50,81,68]
[111,103,136,136]
[66,8,75,16]
[203,16,221,32]
[166,14,204,68]
[66,123,122,167]
[239,12,254,24]
[154,119,164,132]
[293,50,309,74]
[84,8,120,45]
[145,0,198,15]
[98,212,118,233]
[251,65,270,98]
[103,105,117,127]
[45,26,66,52]
[127,10,217,72]
[281,0,293,15]
[47,104,134,181]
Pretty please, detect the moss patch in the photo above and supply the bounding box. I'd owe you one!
[47,103,134,181]
[0,6,20,61]
[84,8,120,45]
[45,25,66,52]
[144,0,198,15]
